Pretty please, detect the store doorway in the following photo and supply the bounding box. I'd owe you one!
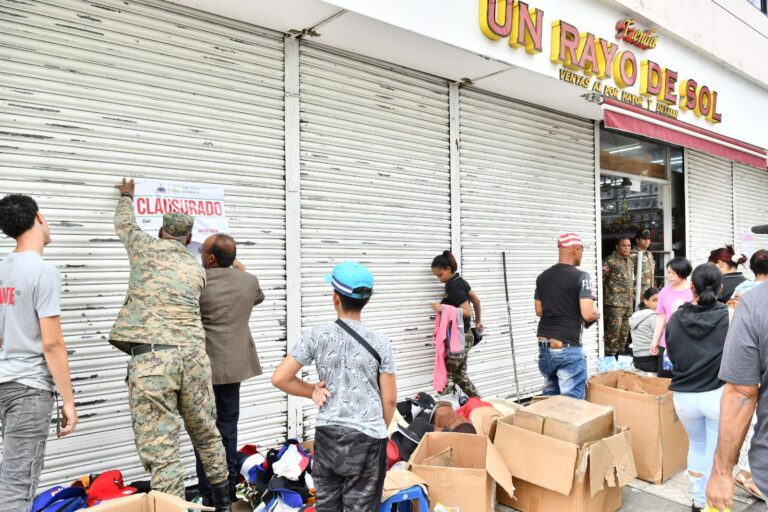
[599,129,685,300]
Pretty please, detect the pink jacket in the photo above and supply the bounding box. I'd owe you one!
[432,304,463,392]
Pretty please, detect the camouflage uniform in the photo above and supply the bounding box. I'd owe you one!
[602,251,635,355]
[312,425,387,511]
[631,250,656,295]
[445,332,479,397]
[110,196,227,498]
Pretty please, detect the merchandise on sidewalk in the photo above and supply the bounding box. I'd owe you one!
[494,397,637,512]
[587,370,688,483]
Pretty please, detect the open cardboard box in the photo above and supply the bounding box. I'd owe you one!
[494,415,636,512]
[408,432,515,512]
[587,370,688,483]
[87,491,213,511]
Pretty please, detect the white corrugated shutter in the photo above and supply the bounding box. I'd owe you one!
[298,43,451,434]
[458,88,599,397]
[685,149,734,267]
[0,0,287,488]
[733,163,768,279]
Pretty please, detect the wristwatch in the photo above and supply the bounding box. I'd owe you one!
[121,192,133,199]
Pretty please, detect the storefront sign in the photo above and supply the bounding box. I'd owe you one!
[133,179,230,249]
[615,19,658,50]
[479,0,723,123]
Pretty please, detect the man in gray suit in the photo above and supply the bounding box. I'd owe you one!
[195,234,264,505]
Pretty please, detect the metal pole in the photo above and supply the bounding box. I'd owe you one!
[502,251,521,402]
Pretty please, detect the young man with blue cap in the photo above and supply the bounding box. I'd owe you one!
[272,261,397,511]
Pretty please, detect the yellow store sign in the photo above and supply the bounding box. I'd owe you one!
[479,0,723,123]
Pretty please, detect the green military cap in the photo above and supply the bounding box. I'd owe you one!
[162,212,194,236]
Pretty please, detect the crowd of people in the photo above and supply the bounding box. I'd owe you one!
[534,227,768,512]
[1,179,768,512]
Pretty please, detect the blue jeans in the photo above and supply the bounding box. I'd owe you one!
[0,382,54,512]
[673,386,723,508]
[538,344,587,399]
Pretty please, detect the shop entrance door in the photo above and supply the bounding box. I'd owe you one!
[600,173,667,294]
[599,129,686,305]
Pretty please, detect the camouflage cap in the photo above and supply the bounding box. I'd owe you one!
[162,213,194,237]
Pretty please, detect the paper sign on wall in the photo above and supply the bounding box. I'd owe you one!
[741,228,756,258]
[133,179,230,257]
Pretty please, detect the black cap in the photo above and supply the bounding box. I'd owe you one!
[753,225,768,234]
[637,229,651,239]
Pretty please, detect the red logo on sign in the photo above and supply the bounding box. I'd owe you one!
[616,19,658,50]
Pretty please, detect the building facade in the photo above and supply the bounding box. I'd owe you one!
[1,0,767,488]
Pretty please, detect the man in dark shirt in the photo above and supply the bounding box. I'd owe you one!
[534,232,600,399]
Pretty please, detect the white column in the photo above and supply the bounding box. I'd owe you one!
[449,82,462,267]
[594,122,605,358]
[284,35,303,439]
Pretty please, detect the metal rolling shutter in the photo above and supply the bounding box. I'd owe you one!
[0,0,286,488]
[733,163,768,279]
[458,88,599,398]
[298,43,451,434]
[685,150,734,267]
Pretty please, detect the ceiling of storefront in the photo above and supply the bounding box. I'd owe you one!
[168,0,606,121]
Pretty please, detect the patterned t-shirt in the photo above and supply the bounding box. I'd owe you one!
[290,320,396,439]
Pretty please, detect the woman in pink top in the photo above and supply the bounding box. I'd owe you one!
[650,257,694,376]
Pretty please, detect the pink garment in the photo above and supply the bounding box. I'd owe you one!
[656,285,694,347]
[432,304,462,392]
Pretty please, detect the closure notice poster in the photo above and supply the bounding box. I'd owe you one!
[133,179,230,256]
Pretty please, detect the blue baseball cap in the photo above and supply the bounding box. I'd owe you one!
[323,261,373,299]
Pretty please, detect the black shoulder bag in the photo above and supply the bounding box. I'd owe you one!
[335,319,382,389]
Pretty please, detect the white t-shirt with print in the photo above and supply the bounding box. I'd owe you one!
[291,320,396,439]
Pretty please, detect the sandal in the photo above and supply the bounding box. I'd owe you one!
[734,470,764,500]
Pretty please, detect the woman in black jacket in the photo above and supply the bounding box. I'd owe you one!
[666,264,729,512]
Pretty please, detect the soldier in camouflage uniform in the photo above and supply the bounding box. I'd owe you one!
[110,179,231,512]
[632,229,656,294]
[602,237,635,356]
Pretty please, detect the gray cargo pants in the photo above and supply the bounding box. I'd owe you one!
[0,382,54,512]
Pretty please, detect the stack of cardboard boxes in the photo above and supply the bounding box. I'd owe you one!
[407,395,637,512]
[495,396,636,512]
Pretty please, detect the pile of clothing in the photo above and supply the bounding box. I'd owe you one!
[386,392,520,468]
[236,439,315,511]
[31,470,143,511]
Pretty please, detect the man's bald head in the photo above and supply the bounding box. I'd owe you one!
[201,234,237,269]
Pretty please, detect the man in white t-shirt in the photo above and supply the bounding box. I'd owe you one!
[0,194,77,511]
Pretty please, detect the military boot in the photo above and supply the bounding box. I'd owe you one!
[210,481,232,512]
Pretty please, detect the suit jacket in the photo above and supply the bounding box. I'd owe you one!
[199,267,265,385]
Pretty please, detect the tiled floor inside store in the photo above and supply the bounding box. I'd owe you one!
[495,471,762,511]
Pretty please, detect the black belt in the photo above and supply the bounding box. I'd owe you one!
[131,343,178,356]
[538,338,581,348]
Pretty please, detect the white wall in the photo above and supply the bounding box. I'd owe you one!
[607,0,768,87]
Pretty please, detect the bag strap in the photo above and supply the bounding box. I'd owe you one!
[335,319,381,366]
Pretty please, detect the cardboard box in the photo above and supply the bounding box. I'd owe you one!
[494,417,636,512]
[87,491,213,511]
[587,371,688,484]
[408,432,515,512]
[512,395,615,446]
